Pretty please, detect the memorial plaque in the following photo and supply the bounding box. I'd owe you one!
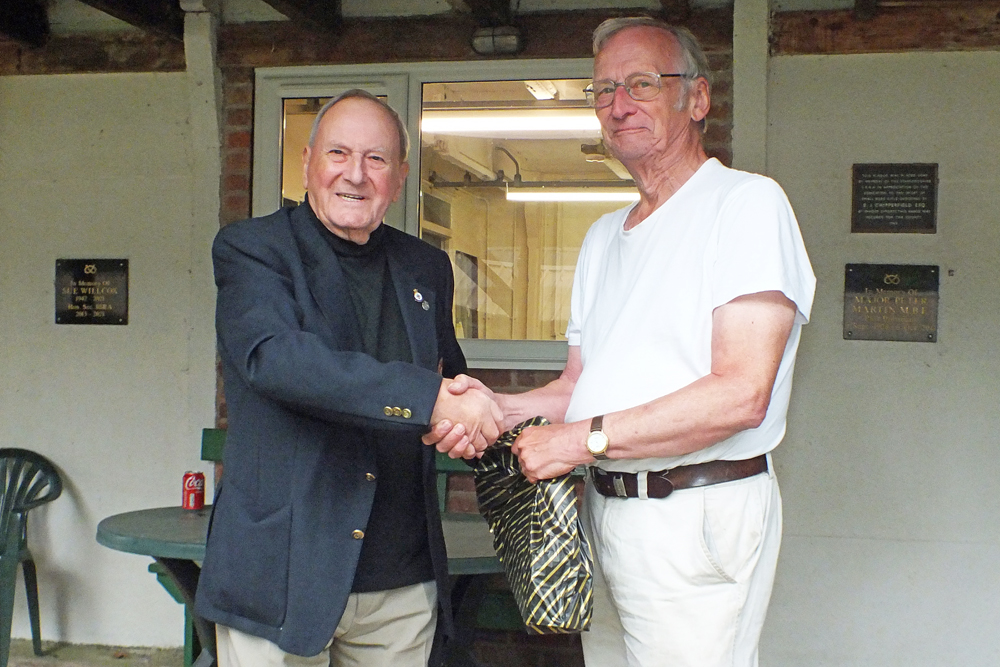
[852,163,937,233]
[55,259,129,325]
[843,264,938,342]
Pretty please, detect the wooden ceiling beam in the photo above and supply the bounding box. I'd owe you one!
[216,8,732,67]
[659,0,693,22]
[257,0,343,34]
[772,2,1000,55]
[76,0,184,41]
[0,0,50,48]
[463,0,513,27]
[854,0,879,20]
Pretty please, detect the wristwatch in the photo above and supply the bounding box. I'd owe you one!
[586,415,610,460]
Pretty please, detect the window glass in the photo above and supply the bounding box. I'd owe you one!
[280,97,331,207]
[419,80,637,341]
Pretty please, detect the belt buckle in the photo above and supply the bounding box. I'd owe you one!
[612,474,627,498]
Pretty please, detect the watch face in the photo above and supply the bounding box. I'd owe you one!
[587,431,609,455]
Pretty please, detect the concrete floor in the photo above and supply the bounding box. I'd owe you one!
[7,640,184,667]
[7,632,584,667]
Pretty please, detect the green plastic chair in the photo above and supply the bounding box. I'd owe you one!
[0,449,62,667]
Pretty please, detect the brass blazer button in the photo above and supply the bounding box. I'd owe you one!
[402,409,412,418]
[352,530,364,540]
[383,406,393,416]
[392,407,402,417]
[365,472,376,481]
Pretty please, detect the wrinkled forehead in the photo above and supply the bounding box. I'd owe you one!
[594,26,681,79]
[315,98,403,158]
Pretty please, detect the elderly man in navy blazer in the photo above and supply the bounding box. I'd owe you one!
[195,89,501,667]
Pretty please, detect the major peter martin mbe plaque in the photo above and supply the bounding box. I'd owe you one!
[843,264,938,342]
[55,259,129,325]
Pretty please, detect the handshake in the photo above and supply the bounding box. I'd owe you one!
[423,374,510,460]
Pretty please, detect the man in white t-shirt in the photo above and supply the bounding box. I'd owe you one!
[427,16,815,667]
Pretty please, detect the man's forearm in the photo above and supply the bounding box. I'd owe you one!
[582,292,797,461]
[597,372,771,460]
[496,376,576,430]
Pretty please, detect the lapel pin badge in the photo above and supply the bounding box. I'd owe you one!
[413,289,423,303]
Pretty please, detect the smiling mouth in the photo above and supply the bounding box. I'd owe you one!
[338,193,366,202]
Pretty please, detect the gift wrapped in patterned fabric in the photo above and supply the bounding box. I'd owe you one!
[474,416,593,634]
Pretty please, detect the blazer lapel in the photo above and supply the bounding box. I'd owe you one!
[386,243,439,373]
[289,205,364,350]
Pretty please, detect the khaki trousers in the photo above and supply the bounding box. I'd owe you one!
[216,581,437,667]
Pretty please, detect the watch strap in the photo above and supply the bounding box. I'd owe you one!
[590,414,604,433]
[588,415,609,460]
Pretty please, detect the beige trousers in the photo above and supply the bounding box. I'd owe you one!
[216,581,437,667]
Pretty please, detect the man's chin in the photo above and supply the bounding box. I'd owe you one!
[315,211,381,240]
[604,132,649,158]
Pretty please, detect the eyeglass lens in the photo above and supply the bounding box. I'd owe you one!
[586,73,675,108]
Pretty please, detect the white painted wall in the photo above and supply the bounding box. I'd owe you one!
[0,72,217,646]
[763,51,1000,665]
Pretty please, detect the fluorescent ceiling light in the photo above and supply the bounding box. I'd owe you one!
[506,189,639,202]
[524,80,558,100]
[421,109,600,138]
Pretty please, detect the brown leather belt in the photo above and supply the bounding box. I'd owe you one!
[591,455,768,499]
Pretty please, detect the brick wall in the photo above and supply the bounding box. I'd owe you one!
[220,65,255,225]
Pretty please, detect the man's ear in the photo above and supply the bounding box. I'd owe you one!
[393,161,410,202]
[689,78,711,124]
[301,146,312,191]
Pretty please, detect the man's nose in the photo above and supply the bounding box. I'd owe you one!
[608,84,637,118]
[343,154,367,183]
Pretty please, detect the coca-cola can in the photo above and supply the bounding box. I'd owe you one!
[183,471,205,510]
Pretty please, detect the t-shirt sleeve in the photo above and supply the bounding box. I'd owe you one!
[711,178,816,324]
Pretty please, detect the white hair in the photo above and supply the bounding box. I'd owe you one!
[592,16,713,106]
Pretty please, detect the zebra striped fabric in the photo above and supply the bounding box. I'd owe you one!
[474,416,593,634]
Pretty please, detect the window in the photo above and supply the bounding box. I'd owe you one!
[419,79,635,344]
[255,61,633,368]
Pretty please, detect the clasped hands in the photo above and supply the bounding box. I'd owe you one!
[424,375,586,481]
[425,376,503,460]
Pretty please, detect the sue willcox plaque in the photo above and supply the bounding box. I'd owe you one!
[843,264,938,342]
[852,163,937,233]
[55,259,129,325]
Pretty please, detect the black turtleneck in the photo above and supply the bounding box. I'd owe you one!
[309,208,433,593]
[312,219,412,365]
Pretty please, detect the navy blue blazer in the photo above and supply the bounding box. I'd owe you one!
[195,202,467,656]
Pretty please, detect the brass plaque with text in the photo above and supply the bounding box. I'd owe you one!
[55,259,129,325]
[843,264,938,342]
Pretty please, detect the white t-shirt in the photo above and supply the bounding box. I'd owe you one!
[564,158,816,472]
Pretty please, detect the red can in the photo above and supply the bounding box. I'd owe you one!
[183,471,205,510]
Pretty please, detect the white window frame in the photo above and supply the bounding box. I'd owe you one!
[253,59,594,370]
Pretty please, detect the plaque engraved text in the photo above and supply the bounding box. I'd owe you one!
[55,259,129,325]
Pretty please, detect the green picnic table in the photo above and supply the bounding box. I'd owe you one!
[97,505,508,667]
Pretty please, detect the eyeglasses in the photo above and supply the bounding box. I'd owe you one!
[584,72,689,109]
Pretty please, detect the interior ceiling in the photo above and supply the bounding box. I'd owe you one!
[3,0,884,47]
